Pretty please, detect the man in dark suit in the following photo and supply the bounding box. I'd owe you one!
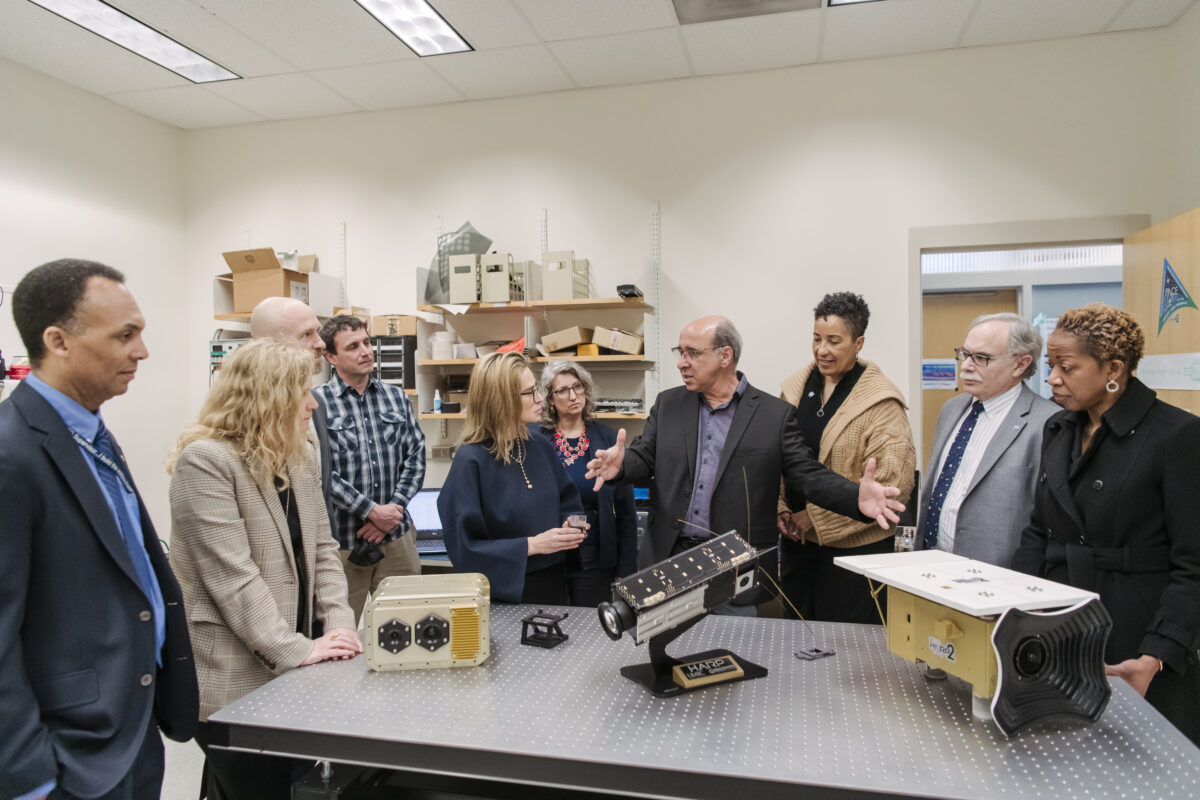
[250,296,336,524]
[0,259,198,800]
[586,316,903,611]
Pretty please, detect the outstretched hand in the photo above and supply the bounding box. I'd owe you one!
[857,457,904,530]
[585,428,627,491]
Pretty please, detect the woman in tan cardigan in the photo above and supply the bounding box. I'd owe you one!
[168,339,360,800]
[777,292,915,624]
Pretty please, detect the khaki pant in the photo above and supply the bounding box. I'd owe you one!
[338,534,421,625]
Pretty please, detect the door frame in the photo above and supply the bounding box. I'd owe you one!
[907,215,1149,466]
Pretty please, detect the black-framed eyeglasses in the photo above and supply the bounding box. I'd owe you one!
[551,382,585,400]
[519,386,542,399]
[670,345,723,361]
[954,347,1013,368]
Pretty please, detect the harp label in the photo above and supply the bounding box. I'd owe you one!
[928,636,957,663]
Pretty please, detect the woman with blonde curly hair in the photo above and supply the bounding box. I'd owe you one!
[168,338,360,799]
[438,351,586,603]
[1013,303,1200,744]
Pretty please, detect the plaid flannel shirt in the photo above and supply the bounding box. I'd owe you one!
[314,371,426,549]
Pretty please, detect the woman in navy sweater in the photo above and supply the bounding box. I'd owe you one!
[533,360,638,607]
[438,352,586,603]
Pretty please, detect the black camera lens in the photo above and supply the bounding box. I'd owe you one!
[1014,637,1049,679]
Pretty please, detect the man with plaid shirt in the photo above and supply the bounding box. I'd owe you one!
[315,315,425,621]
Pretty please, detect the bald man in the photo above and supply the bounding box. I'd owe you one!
[587,316,903,615]
[249,297,336,528]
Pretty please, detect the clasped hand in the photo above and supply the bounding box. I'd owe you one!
[302,628,362,666]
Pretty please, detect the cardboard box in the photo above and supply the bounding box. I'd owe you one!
[371,314,418,337]
[334,306,371,324]
[277,251,318,273]
[220,249,340,315]
[593,326,644,355]
[542,326,594,353]
[448,254,480,304]
[446,390,469,407]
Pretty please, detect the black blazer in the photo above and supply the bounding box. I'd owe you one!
[1012,379,1200,740]
[533,422,639,577]
[620,382,861,571]
[0,382,198,799]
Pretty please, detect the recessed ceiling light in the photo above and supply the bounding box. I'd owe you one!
[27,0,238,83]
[353,0,472,57]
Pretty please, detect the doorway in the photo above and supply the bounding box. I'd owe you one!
[920,289,1018,459]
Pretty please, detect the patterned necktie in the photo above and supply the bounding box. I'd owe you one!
[921,400,985,550]
[93,421,159,606]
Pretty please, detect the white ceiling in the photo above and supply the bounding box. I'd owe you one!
[0,0,1195,129]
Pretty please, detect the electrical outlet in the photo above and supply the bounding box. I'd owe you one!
[430,445,456,460]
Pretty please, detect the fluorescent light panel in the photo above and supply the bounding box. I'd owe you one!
[354,0,472,57]
[828,0,885,6]
[27,0,237,83]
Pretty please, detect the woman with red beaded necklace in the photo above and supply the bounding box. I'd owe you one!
[533,360,638,607]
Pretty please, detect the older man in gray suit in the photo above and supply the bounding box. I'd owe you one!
[918,313,1057,567]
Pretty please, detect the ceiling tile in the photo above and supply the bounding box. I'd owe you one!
[823,0,974,62]
[962,0,1131,47]
[188,0,416,70]
[513,0,678,41]
[204,73,362,120]
[105,85,266,129]
[312,60,466,110]
[550,28,691,88]
[432,0,541,49]
[103,0,296,78]
[682,10,820,76]
[1107,0,1199,32]
[0,0,187,94]
[423,45,574,99]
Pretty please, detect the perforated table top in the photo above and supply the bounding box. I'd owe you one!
[209,604,1200,799]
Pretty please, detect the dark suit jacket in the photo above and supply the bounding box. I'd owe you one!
[533,422,639,577]
[919,385,1058,566]
[620,382,861,578]
[1012,379,1200,739]
[312,399,337,530]
[0,381,198,799]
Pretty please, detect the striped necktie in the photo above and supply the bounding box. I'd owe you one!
[920,400,984,550]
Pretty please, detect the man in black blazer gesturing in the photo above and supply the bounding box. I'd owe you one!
[587,316,904,611]
[0,260,198,800]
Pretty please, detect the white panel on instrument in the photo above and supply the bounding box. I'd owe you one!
[834,551,1096,616]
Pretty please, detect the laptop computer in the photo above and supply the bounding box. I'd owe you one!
[407,488,446,554]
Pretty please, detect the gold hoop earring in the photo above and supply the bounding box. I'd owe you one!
[1105,380,1119,393]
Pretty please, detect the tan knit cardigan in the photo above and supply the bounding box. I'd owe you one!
[778,359,916,549]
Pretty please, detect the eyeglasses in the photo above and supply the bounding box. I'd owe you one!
[551,382,585,400]
[954,347,1013,368]
[670,345,723,361]
[519,386,542,399]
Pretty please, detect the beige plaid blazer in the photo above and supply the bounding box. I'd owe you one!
[169,438,354,720]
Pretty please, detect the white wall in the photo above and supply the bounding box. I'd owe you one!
[3,15,1196,514]
[1168,0,1200,216]
[182,27,1177,423]
[0,57,187,530]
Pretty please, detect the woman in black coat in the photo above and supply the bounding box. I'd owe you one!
[1012,303,1200,744]
[534,360,639,607]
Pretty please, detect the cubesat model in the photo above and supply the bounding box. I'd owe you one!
[834,550,1113,736]
[363,573,490,671]
[597,531,764,696]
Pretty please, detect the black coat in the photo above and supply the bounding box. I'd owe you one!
[1012,378,1200,742]
[0,382,198,798]
[618,381,861,574]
